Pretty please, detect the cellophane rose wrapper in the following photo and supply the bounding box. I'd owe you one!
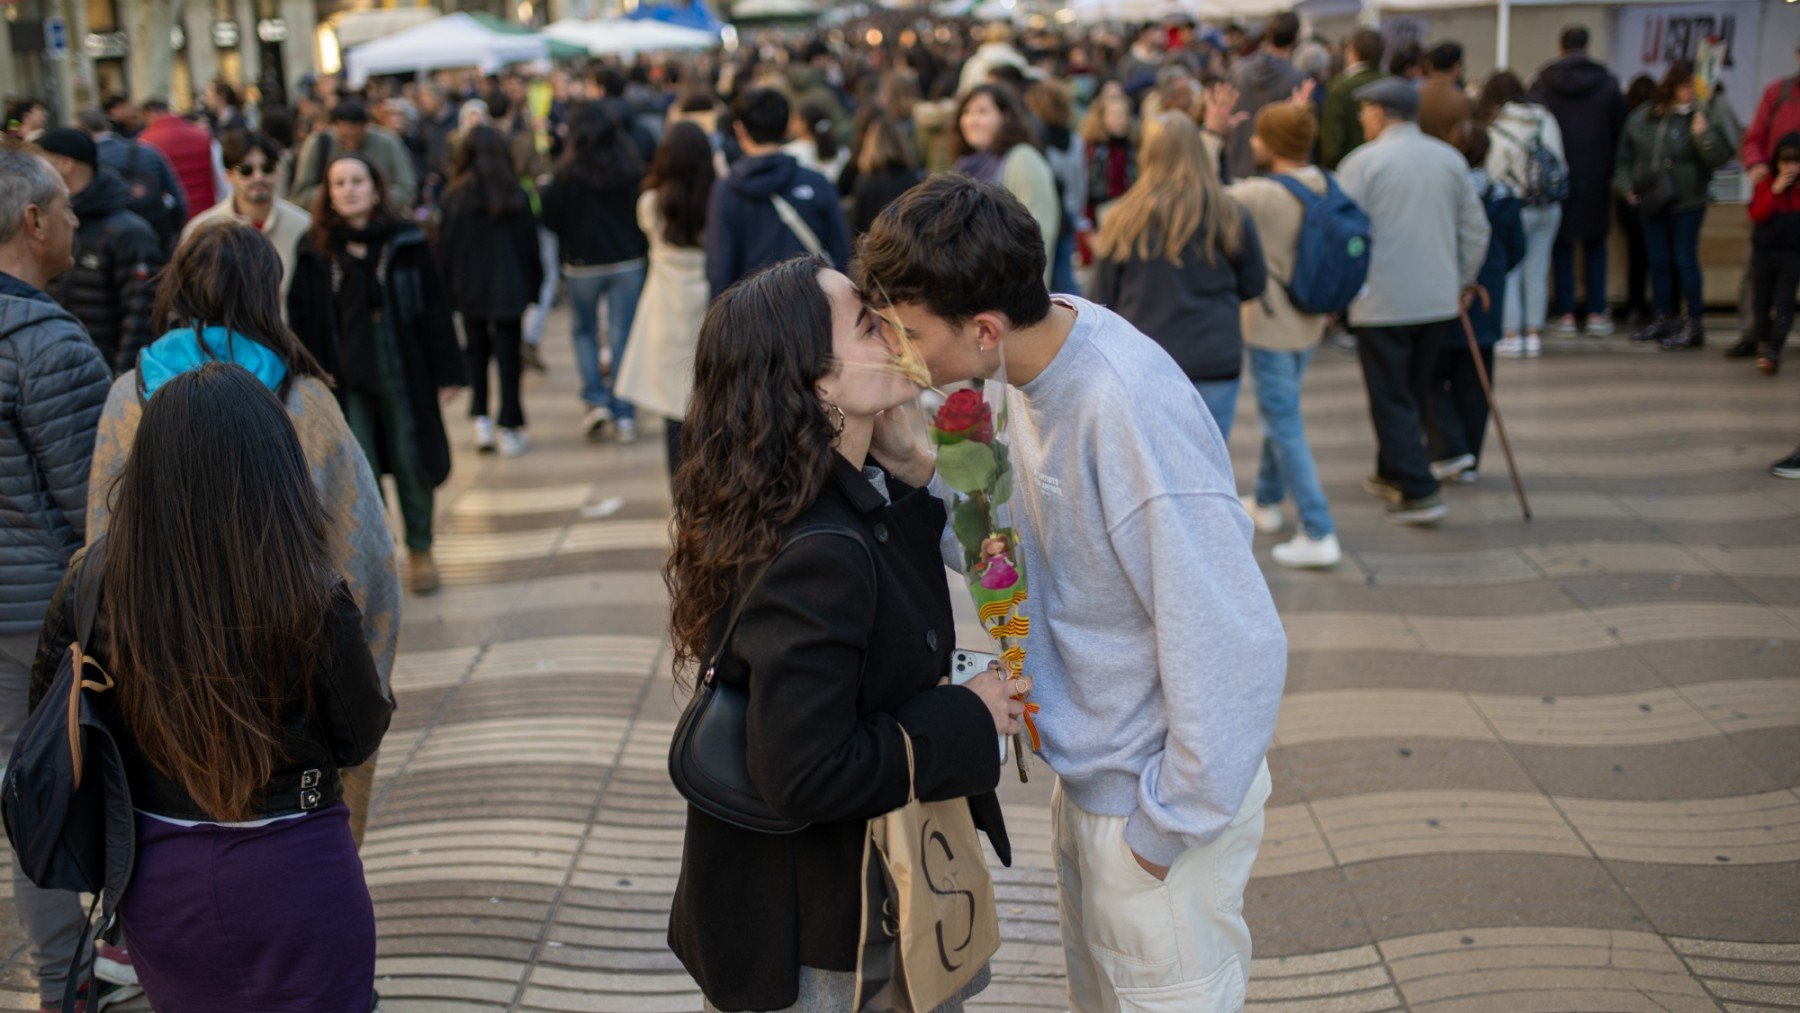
[921,367,1039,783]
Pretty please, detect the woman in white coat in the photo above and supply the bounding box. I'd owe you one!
[616,122,716,476]
[1480,71,1567,359]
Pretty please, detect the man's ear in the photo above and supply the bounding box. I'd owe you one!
[971,311,1012,352]
[20,203,46,242]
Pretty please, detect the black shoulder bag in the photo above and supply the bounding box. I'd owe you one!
[668,525,873,834]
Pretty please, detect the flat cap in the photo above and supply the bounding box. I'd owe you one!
[1354,76,1419,119]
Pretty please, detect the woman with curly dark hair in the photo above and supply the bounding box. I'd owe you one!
[665,258,1025,1012]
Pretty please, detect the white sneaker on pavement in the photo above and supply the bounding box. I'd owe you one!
[583,406,611,442]
[1430,453,1477,481]
[1524,333,1543,358]
[1240,496,1284,534]
[498,427,529,458]
[472,416,496,453]
[615,417,639,444]
[1272,532,1342,569]
[1495,335,1525,359]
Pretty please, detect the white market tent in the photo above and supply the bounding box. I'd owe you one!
[543,17,719,57]
[344,13,550,87]
[331,7,443,50]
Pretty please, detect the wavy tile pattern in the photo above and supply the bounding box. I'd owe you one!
[3,319,1795,1010]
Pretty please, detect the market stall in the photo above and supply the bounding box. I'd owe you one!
[343,13,551,87]
[543,17,719,57]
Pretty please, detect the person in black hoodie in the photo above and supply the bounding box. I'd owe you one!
[289,153,467,594]
[436,125,543,457]
[35,127,165,374]
[540,106,650,443]
[704,87,852,298]
[1530,25,1627,336]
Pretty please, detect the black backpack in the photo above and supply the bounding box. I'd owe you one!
[2,552,136,1011]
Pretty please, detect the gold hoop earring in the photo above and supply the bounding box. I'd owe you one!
[823,401,846,436]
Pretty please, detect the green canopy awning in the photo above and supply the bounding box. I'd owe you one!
[464,12,586,61]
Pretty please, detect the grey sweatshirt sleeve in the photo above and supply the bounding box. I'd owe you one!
[1109,489,1287,864]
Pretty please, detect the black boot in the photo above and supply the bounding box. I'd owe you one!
[1632,315,1672,343]
[1661,318,1706,351]
[1724,338,1759,358]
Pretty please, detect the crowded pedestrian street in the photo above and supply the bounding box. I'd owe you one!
[4,309,1790,1012]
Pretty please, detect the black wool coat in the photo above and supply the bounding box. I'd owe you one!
[669,457,1010,1013]
[434,190,544,320]
[287,227,467,487]
[1531,55,1628,242]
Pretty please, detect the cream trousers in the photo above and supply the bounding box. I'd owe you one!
[1053,760,1271,1012]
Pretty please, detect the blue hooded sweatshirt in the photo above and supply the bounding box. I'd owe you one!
[138,326,288,398]
[703,153,852,298]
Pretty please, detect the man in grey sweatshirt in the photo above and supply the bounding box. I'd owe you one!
[858,174,1287,1010]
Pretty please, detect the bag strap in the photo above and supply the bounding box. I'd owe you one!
[73,547,103,647]
[769,194,826,258]
[702,524,875,684]
[896,720,916,804]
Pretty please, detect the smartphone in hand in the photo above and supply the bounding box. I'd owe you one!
[950,649,1010,766]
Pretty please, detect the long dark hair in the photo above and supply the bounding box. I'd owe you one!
[644,121,715,249]
[306,152,403,252]
[1652,60,1696,117]
[153,223,328,393]
[796,101,839,163]
[1474,70,1530,124]
[950,84,1037,159]
[446,124,527,218]
[666,258,837,675]
[557,106,644,195]
[103,362,336,822]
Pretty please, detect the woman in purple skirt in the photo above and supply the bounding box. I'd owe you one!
[31,362,394,1012]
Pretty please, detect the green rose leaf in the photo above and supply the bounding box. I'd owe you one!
[951,499,992,568]
[936,440,998,493]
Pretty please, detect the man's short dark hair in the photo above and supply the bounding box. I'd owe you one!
[142,98,171,115]
[330,100,369,125]
[596,67,627,97]
[733,88,790,146]
[854,175,1050,329]
[1560,26,1590,52]
[1349,28,1385,67]
[1426,42,1463,72]
[1267,13,1301,50]
[211,79,240,106]
[102,93,130,113]
[222,131,282,168]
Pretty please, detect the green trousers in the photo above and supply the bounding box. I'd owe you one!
[340,326,435,552]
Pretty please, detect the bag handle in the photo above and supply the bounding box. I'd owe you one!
[895,720,917,804]
[769,194,826,258]
[73,545,104,648]
[702,524,875,686]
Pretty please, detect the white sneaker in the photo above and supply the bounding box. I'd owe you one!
[472,416,496,453]
[615,417,639,444]
[1495,335,1525,359]
[1524,333,1542,358]
[498,427,528,457]
[1240,496,1285,534]
[1430,453,1477,480]
[1584,313,1614,337]
[582,406,612,442]
[1272,532,1341,569]
[1455,469,1479,484]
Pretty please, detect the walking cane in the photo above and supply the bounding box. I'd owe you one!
[1458,295,1532,522]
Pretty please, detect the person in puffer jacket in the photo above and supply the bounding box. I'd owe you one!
[0,145,115,1013]
[35,128,165,374]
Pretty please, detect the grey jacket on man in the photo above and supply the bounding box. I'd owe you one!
[1337,122,1491,327]
[0,272,111,635]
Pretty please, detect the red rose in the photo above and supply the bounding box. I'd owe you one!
[933,388,994,442]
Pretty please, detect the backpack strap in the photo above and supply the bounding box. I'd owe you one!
[769,193,826,258]
[72,547,103,648]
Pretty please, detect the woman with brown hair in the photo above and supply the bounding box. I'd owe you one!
[1026,81,1087,295]
[1091,113,1266,439]
[289,152,467,593]
[1477,70,1565,359]
[666,258,1024,1012]
[847,116,923,235]
[89,221,400,849]
[1613,60,1732,349]
[1081,86,1139,222]
[952,84,1059,284]
[33,361,392,1011]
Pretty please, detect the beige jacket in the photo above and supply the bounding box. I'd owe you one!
[1228,168,1330,352]
[616,192,707,420]
[182,197,313,307]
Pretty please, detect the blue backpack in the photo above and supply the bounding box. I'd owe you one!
[1269,173,1372,314]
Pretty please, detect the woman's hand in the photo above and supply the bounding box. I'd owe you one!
[1691,110,1709,137]
[956,662,1032,736]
